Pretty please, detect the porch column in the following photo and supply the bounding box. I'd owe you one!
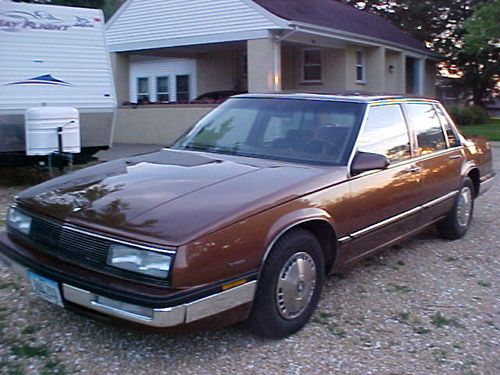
[247,38,281,93]
[397,53,406,94]
[366,46,386,93]
[110,52,129,105]
[415,58,426,96]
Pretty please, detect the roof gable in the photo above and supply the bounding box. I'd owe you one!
[106,0,430,55]
[106,0,284,52]
[252,0,430,54]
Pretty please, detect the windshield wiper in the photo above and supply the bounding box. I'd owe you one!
[182,143,215,152]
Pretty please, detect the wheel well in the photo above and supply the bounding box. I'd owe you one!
[295,220,337,273]
[467,169,480,197]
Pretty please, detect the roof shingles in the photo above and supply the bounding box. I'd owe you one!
[253,0,430,54]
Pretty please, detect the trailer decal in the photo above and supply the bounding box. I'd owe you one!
[0,10,94,32]
[6,74,73,87]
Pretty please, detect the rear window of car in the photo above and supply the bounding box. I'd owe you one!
[174,98,366,165]
[435,106,460,148]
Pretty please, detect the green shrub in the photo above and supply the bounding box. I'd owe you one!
[469,105,490,124]
[447,105,490,126]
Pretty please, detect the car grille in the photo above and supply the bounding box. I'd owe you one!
[9,214,170,288]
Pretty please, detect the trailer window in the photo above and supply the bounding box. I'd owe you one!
[137,78,149,103]
[157,77,169,103]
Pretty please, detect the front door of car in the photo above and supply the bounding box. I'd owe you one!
[405,103,464,224]
[341,104,425,264]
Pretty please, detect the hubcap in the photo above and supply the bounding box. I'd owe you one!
[457,186,472,228]
[276,252,317,320]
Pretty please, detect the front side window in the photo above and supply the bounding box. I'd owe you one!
[174,98,365,165]
[358,104,411,163]
[356,50,366,82]
[156,76,169,103]
[137,77,149,103]
[176,75,190,102]
[303,49,322,82]
[406,103,447,155]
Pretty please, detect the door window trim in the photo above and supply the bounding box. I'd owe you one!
[348,100,465,179]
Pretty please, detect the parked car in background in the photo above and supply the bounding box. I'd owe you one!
[194,90,245,103]
[0,94,494,338]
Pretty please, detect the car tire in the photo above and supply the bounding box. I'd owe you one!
[437,177,475,240]
[247,228,325,339]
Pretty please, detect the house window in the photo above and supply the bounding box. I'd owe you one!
[302,49,322,82]
[156,76,169,103]
[176,75,190,102]
[137,77,149,103]
[356,50,366,82]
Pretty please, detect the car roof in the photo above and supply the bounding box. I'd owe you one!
[233,93,438,104]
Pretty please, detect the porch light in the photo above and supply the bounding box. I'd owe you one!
[274,74,281,87]
[388,65,395,73]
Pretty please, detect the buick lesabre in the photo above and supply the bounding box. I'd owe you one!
[0,94,494,338]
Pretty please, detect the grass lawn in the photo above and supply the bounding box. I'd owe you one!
[460,118,500,141]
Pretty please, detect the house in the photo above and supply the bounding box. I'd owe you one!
[106,0,438,144]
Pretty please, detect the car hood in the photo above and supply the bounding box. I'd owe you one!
[17,149,346,246]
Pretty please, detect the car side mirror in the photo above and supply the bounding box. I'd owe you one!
[351,151,389,176]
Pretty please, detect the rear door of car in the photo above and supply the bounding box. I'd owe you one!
[403,102,463,224]
[342,103,425,264]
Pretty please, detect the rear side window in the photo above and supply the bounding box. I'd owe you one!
[358,104,411,163]
[435,106,460,147]
[406,103,447,155]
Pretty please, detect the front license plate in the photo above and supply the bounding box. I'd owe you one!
[28,272,64,307]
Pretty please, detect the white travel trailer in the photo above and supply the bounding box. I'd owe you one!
[0,0,116,160]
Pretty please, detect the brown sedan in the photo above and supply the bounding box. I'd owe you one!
[0,94,495,338]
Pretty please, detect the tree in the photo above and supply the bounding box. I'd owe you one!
[340,0,481,54]
[462,1,500,53]
[456,1,500,105]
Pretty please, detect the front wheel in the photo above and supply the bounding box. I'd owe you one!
[247,229,325,339]
[437,177,475,240]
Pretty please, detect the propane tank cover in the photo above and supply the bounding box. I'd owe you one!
[25,107,81,156]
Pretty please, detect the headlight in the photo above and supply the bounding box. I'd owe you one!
[107,244,172,279]
[7,207,32,235]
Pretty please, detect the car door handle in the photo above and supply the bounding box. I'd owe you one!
[405,166,421,173]
[449,155,462,160]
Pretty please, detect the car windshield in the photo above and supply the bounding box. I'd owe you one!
[173,97,366,165]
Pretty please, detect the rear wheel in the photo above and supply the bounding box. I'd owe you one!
[247,229,325,339]
[437,177,474,240]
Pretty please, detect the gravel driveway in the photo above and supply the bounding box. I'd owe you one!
[0,147,499,375]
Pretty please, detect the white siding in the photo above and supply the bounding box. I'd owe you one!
[129,56,197,103]
[0,1,115,114]
[106,0,284,52]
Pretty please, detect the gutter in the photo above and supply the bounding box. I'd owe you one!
[274,26,299,43]
[287,21,440,60]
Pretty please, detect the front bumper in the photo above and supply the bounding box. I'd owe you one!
[0,235,257,328]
